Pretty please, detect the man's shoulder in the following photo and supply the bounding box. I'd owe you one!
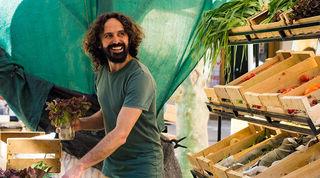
[129,59,153,78]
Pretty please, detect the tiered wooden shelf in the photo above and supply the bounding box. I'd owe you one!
[229,16,320,45]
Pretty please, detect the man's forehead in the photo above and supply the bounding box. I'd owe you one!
[104,18,124,33]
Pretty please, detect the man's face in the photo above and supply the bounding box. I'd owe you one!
[101,18,129,63]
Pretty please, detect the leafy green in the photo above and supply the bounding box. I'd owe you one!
[192,0,263,82]
[46,96,91,127]
[31,161,52,173]
[261,0,298,23]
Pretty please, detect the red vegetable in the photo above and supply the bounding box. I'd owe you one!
[299,74,310,83]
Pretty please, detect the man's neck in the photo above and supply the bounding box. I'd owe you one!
[108,55,133,72]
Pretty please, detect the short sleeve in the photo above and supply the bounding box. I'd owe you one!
[123,71,155,111]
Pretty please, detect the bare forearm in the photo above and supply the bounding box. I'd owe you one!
[80,110,104,130]
[77,129,126,170]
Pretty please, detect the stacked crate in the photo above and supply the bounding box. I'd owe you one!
[187,124,279,176]
[0,131,61,173]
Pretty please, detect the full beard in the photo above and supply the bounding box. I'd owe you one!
[103,43,128,63]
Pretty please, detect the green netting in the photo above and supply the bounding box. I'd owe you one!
[0,0,216,130]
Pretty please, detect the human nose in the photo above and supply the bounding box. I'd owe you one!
[112,35,121,44]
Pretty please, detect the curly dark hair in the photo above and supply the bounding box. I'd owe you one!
[83,12,144,70]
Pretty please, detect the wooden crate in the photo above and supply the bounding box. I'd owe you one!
[225,131,298,178]
[0,131,45,143]
[217,51,310,108]
[281,74,320,125]
[244,51,316,111]
[284,14,320,36]
[248,139,320,178]
[187,124,262,176]
[258,55,320,114]
[189,125,280,176]
[223,51,291,108]
[213,131,290,178]
[0,131,61,173]
[249,10,291,39]
[282,155,320,178]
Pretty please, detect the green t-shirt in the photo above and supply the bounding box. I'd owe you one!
[96,59,163,178]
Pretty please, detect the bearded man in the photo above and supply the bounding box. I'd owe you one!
[62,12,164,178]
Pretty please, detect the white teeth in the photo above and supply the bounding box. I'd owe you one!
[112,46,122,50]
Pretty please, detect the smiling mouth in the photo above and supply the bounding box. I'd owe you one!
[111,46,123,53]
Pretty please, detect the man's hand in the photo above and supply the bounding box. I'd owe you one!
[71,118,82,132]
[62,164,85,178]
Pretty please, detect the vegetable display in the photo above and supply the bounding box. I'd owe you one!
[192,0,262,76]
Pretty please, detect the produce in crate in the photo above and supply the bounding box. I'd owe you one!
[46,96,91,140]
[0,161,52,178]
[260,0,298,23]
[291,0,320,20]
[242,135,317,176]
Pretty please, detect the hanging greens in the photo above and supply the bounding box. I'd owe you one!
[261,0,298,23]
[192,0,262,81]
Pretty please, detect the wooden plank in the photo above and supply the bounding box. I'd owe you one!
[241,51,311,92]
[232,132,287,161]
[245,52,316,93]
[213,85,233,105]
[187,153,204,174]
[196,156,217,176]
[229,25,254,43]
[225,51,292,108]
[254,142,320,178]
[204,88,220,104]
[259,93,282,108]
[225,85,248,108]
[228,51,291,86]
[7,158,60,173]
[212,164,229,178]
[206,130,266,164]
[251,19,287,39]
[201,126,256,156]
[290,15,320,35]
[7,138,61,157]
[248,10,268,25]
[0,131,45,143]
[244,92,264,110]
[282,158,320,178]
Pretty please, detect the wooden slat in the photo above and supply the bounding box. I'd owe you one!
[204,88,220,103]
[212,164,229,178]
[0,131,45,143]
[255,142,320,178]
[213,85,232,105]
[290,15,320,35]
[7,158,60,173]
[282,158,320,178]
[206,130,266,164]
[201,126,256,156]
[7,138,61,157]
[245,52,316,94]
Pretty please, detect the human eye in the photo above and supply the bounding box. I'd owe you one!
[119,31,126,37]
[104,33,112,39]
